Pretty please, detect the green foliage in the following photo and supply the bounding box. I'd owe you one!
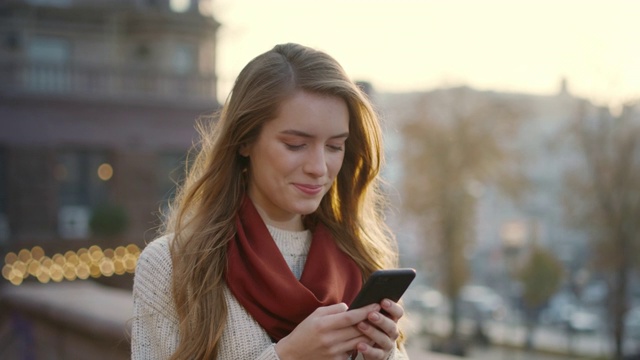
[89,203,129,238]
[517,246,563,309]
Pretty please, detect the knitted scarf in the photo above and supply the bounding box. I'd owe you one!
[226,196,363,341]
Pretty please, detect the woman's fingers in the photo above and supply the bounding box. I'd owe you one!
[324,302,381,327]
[275,302,383,360]
[357,312,396,349]
[354,299,405,359]
[381,299,404,322]
[356,341,389,360]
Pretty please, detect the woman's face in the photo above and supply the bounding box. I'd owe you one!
[241,90,349,230]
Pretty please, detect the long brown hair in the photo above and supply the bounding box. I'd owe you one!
[164,43,399,359]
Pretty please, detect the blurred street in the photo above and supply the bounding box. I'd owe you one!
[403,309,640,359]
[406,340,582,360]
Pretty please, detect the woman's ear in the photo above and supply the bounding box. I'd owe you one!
[239,143,251,157]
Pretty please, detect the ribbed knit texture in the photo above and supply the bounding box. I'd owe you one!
[266,225,311,280]
[132,228,407,359]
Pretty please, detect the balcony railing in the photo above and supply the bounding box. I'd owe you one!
[0,61,217,107]
[0,282,131,359]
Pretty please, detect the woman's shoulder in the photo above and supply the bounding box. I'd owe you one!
[139,234,172,259]
[134,235,174,291]
[133,235,177,316]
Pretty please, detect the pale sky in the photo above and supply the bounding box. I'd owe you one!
[212,0,639,110]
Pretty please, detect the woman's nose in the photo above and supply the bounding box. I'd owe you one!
[303,147,327,176]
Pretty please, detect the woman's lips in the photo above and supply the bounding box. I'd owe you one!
[293,184,323,195]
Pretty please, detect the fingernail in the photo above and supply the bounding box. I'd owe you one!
[383,299,391,308]
[369,312,380,321]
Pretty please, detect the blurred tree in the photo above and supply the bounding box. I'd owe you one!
[517,244,564,350]
[89,203,129,238]
[400,87,527,352]
[562,103,640,360]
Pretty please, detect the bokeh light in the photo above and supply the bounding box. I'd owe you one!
[97,163,113,181]
[1,244,141,285]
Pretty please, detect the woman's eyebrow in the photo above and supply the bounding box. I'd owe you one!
[280,129,349,139]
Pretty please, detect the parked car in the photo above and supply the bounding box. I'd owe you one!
[568,307,602,333]
[540,290,577,326]
[626,305,640,339]
[405,285,444,314]
[459,285,508,321]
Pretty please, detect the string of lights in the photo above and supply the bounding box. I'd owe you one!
[2,244,140,286]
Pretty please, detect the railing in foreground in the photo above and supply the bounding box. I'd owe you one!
[0,61,217,107]
[0,281,131,360]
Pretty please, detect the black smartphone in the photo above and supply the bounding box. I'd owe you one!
[349,268,416,310]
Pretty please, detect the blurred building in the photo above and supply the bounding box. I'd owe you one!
[0,0,219,264]
[377,81,601,287]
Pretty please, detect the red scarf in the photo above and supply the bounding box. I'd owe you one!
[226,196,363,341]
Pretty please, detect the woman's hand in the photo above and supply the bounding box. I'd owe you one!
[275,302,380,360]
[355,299,404,360]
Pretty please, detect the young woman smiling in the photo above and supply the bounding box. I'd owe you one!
[132,43,408,360]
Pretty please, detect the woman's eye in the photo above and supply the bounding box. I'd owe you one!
[327,144,344,152]
[285,143,305,151]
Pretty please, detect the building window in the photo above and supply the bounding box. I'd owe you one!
[26,0,72,6]
[27,36,70,64]
[25,36,71,92]
[157,152,186,211]
[170,0,191,13]
[55,150,111,239]
[0,148,6,214]
[172,43,196,75]
[0,148,8,245]
[56,150,110,207]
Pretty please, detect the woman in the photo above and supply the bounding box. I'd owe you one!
[132,43,408,359]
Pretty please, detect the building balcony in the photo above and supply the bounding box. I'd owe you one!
[0,60,218,109]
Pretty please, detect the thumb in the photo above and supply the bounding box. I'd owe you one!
[313,302,349,316]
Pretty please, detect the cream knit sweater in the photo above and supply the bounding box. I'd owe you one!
[132,226,407,359]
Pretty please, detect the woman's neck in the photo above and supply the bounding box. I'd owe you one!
[251,201,304,232]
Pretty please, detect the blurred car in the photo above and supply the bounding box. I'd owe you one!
[540,290,577,326]
[459,285,508,321]
[405,285,444,314]
[626,305,640,339]
[540,290,603,333]
[568,307,602,333]
[403,285,446,335]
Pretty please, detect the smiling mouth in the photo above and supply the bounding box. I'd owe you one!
[293,184,323,195]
